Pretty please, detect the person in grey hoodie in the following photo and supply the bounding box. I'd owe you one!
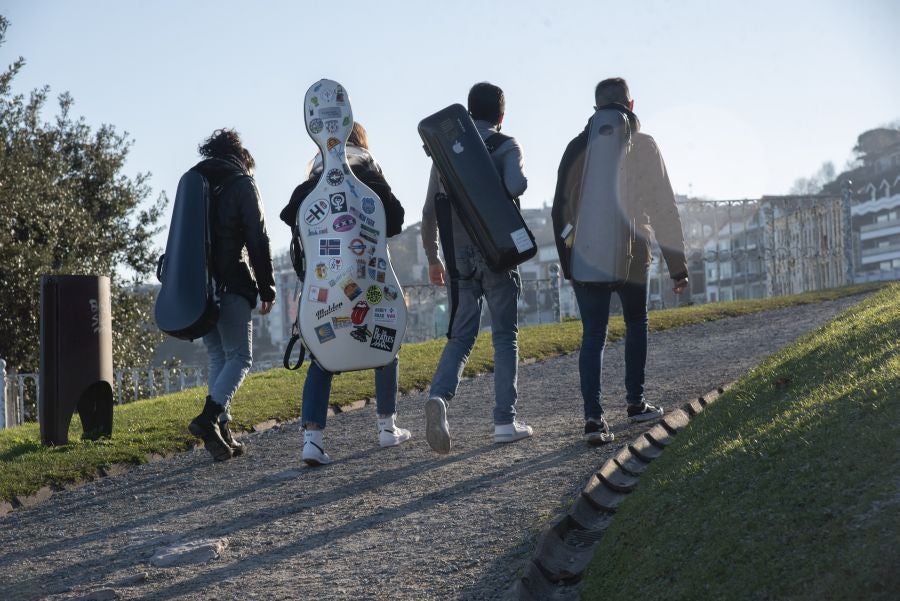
[552,77,688,445]
[420,82,532,454]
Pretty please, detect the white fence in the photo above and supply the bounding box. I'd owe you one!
[0,362,214,429]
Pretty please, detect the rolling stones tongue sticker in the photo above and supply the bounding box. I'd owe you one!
[351,300,370,325]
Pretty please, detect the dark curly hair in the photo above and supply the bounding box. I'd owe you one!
[198,128,253,170]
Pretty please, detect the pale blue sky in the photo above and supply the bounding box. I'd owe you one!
[3,0,898,255]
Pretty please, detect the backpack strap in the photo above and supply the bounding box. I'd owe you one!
[484,132,512,154]
[483,132,519,206]
[283,282,306,370]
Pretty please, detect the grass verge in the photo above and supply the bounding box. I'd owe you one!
[0,282,885,503]
[581,283,899,600]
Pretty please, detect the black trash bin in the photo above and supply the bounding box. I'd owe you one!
[39,275,114,445]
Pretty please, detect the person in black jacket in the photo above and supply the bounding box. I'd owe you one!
[552,78,688,445]
[189,128,276,461]
[280,122,409,465]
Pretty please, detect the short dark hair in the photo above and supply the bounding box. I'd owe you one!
[468,82,505,124]
[199,128,247,164]
[595,77,631,107]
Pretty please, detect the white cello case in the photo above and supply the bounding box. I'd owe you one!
[570,109,634,284]
[295,79,407,372]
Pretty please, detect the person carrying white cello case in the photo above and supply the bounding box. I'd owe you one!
[282,79,410,465]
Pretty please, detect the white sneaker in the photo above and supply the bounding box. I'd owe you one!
[425,396,451,454]
[495,421,533,443]
[378,414,411,448]
[302,429,332,466]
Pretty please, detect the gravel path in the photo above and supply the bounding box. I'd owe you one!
[0,294,867,601]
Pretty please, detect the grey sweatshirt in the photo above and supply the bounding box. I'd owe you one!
[421,120,527,264]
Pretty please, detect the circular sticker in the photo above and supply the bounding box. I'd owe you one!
[365,285,383,305]
[348,238,366,256]
[362,196,376,215]
[309,118,323,134]
[326,168,344,186]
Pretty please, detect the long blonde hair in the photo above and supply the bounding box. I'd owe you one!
[348,122,369,150]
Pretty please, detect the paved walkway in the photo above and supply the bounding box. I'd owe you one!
[0,294,867,600]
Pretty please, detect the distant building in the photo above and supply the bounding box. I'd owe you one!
[762,195,846,296]
[699,202,767,303]
[826,127,900,283]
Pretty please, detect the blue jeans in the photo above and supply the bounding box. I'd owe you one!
[573,272,649,420]
[301,356,399,428]
[429,247,521,425]
[203,293,253,419]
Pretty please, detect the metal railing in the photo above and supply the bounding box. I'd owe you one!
[1,364,214,429]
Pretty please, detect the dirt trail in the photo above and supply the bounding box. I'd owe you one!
[0,294,866,601]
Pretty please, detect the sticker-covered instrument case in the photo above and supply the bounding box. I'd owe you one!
[294,79,407,372]
[418,104,536,272]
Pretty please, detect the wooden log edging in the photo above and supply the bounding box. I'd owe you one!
[506,385,730,600]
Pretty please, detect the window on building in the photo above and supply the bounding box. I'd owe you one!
[880,262,892,271]
[877,214,889,223]
[893,258,900,269]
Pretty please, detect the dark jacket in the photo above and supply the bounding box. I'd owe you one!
[551,105,688,282]
[280,147,405,236]
[192,157,276,307]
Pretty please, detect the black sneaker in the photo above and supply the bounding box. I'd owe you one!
[188,397,233,461]
[218,420,245,456]
[584,417,614,445]
[627,401,664,423]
